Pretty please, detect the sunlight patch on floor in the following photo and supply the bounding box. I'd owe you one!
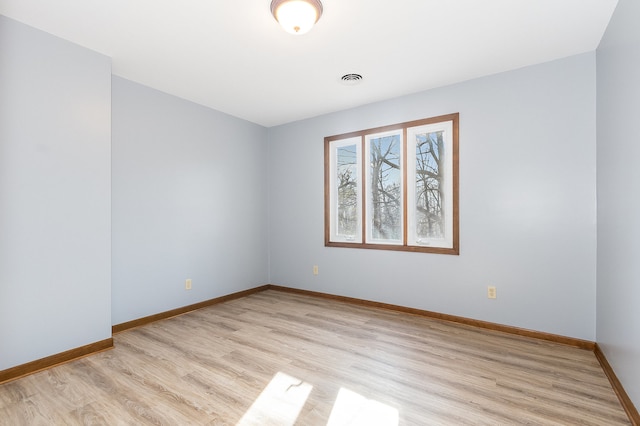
[237,372,313,426]
[327,387,399,426]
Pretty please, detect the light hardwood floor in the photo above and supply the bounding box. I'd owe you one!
[0,290,631,425]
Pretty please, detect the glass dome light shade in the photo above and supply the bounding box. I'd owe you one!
[271,0,323,35]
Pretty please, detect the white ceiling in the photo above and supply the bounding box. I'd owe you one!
[0,0,618,127]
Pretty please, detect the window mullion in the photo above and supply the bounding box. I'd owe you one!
[402,127,408,246]
[360,135,366,245]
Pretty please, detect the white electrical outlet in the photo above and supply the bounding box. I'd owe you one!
[313,265,319,275]
[488,285,497,299]
[185,279,192,290]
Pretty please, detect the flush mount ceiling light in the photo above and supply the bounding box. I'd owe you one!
[270,0,323,35]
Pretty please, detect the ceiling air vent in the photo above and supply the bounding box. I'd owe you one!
[340,73,363,85]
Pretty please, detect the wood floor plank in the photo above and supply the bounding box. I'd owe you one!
[0,290,631,425]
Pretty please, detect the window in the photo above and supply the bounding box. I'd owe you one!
[325,113,459,254]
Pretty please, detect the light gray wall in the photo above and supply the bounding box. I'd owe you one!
[268,53,597,340]
[0,16,112,370]
[111,77,269,325]
[596,0,640,408]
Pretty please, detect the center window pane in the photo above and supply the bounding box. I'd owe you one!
[369,134,402,242]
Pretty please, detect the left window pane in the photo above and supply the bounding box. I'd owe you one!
[329,137,362,242]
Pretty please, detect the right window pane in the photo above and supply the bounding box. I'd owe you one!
[407,120,454,248]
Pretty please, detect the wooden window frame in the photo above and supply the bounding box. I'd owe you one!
[324,113,459,255]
